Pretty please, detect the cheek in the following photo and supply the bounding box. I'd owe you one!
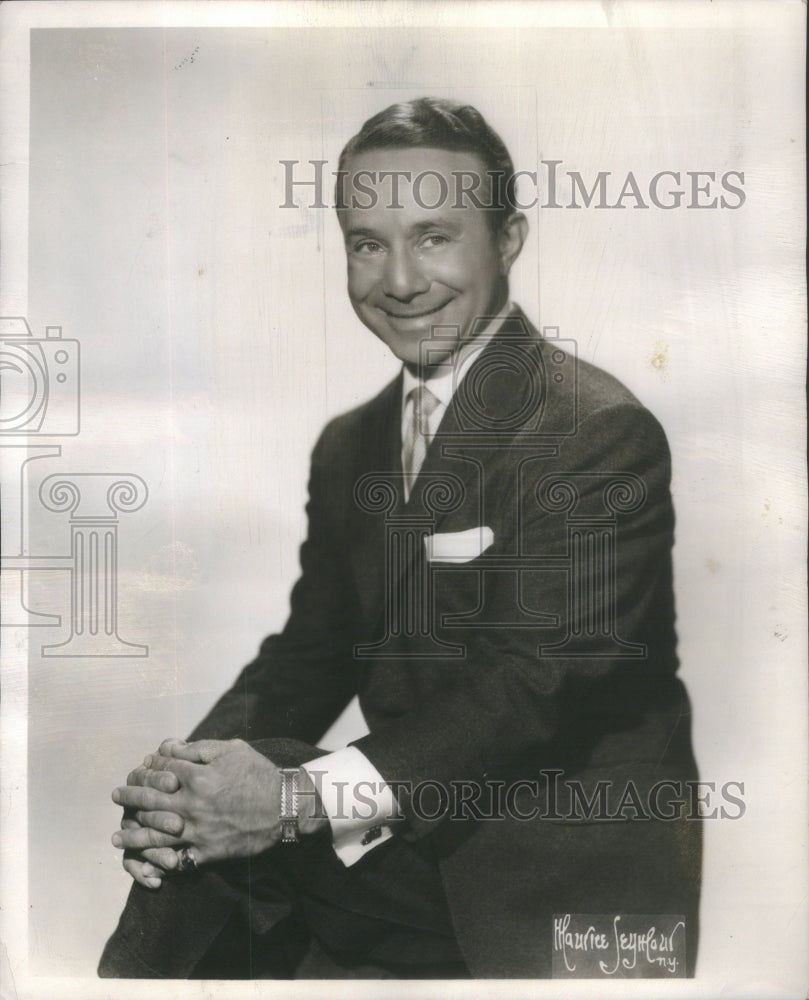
[346,260,378,302]
[430,244,496,293]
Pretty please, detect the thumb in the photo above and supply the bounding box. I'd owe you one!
[156,737,214,763]
[188,739,230,764]
[156,737,232,763]
[157,737,196,760]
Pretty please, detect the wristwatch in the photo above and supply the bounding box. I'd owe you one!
[279,767,300,843]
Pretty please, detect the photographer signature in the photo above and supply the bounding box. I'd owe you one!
[553,913,685,975]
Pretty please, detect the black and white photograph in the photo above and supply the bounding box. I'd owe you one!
[0,2,806,997]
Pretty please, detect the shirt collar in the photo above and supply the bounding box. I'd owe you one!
[401,301,514,410]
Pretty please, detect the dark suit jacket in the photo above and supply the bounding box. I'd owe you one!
[192,308,701,976]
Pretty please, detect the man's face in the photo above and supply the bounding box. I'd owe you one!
[338,147,514,370]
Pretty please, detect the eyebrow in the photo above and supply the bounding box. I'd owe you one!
[343,216,463,242]
[409,216,463,235]
[343,226,379,241]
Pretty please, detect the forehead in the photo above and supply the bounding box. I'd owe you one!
[338,146,493,232]
[343,146,488,180]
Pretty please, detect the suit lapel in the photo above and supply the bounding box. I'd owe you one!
[404,307,542,533]
[351,309,545,637]
[347,374,404,627]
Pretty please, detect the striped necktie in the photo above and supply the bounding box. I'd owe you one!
[403,385,440,499]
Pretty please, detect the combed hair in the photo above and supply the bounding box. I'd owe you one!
[336,97,517,228]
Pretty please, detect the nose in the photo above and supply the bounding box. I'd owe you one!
[381,246,430,301]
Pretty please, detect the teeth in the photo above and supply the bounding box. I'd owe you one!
[389,307,441,319]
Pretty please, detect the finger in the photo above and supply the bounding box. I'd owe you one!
[112,824,182,851]
[141,847,181,871]
[136,843,208,870]
[122,856,162,889]
[134,810,185,836]
[142,753,180,771]
[138,860,165,877]
[126,766,180,794]
[126,764,148,785]
[178,739,232,764]
[157,737,190,757]
[141,754,201,786]
[113,816,146,843]
[127,846,181,873]
[124,851,168,876]
[157,738,216,763]
[157,737,239,768]
[112,784,176,812]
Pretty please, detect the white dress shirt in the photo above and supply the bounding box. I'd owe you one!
[303,304,514,864]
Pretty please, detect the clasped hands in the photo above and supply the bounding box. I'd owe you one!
[111,738,326,889]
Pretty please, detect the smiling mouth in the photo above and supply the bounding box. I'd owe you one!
[383,302,451,320]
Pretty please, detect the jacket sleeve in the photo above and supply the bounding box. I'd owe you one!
[188,421,359,745]
[353,402,683,837]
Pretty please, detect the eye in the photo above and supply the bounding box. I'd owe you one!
[353,240,385,255]
[420,233,450,249]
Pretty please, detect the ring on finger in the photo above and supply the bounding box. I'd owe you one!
[176,847,198,873]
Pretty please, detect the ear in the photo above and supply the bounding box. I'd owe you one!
[497,212,528,277]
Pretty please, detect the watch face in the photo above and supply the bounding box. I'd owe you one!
[280,821,300,844]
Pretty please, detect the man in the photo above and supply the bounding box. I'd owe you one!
[100,98,701,979]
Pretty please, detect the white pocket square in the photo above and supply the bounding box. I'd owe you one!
[425,526,494,563]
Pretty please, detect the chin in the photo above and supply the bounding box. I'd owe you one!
[387,340,423,366]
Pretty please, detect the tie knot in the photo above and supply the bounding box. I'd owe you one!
[409,385,440,435]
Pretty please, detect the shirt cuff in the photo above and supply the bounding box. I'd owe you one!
[302,746,401,866]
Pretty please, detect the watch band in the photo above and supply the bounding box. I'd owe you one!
[279,767,300,843]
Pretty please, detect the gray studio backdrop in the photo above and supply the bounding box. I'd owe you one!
[18,19,806,988]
